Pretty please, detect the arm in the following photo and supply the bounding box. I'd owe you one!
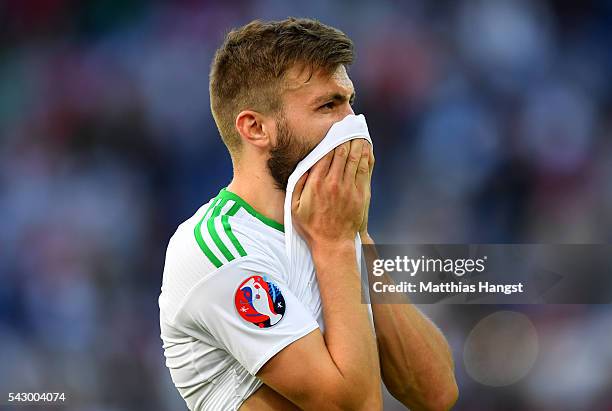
[240,384,300,411]
[362,234,458,411]
[256,140,382,410]
[358,148,458,410]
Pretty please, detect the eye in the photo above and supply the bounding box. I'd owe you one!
[319,101,335,111]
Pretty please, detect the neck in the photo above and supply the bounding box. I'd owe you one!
[227,164,285,227]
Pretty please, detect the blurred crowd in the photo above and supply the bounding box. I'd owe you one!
[1,0,611,410]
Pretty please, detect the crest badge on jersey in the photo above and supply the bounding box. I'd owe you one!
[234,275,286,328]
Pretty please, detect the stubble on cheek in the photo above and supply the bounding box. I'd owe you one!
[267,119,317,191]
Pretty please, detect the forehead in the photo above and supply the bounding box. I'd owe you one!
[282,64,354,102]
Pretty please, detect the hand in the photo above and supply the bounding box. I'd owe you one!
[292,139,371,251]
[358,144,375,238]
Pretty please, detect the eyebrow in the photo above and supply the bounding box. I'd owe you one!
[311,90,356,107]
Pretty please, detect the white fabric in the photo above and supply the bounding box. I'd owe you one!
[161,116,374,409]
[284,114,372,274]
[160,196,320,411]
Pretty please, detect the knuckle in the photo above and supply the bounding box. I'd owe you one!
[336,144,349,157]
[348,153,360,163]
[328,180,340,193]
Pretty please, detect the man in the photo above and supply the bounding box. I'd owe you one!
[159,18,458,411]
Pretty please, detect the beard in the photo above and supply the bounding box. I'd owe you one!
[267,115,316,191]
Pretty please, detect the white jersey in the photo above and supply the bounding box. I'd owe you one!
[159,188,324,410]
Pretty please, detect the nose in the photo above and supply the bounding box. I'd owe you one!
[338,102,354,120]
[345,102,355,116]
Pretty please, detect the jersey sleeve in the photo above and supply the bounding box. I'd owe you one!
[182,258,320,375]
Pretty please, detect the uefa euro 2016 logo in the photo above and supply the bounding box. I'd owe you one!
[234,275,286,328]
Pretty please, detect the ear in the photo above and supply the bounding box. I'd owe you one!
[235,110,274,149]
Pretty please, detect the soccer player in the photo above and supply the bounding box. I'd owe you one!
[159,18,458,411]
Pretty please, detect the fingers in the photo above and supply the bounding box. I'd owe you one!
[355,141,371,188]
[293,150,333,210]
[343,139,365,181]
[309,150,334,181]
[300,139,372,195]
[327,141,350,180]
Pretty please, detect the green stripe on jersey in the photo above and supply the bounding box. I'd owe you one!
[194,197,223,268]
[206,198,236,262]
[222,202,247,257]
[217,188,284,232]
[193,191,249,267]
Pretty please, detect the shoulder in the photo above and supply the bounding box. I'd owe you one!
[161,197,285,320]
[192,193,249,270]
[165,197,272,271]
[192,191,286,273]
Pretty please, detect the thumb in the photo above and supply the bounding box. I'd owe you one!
[291,171,309,210]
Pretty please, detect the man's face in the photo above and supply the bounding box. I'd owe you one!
[267,64,356,190]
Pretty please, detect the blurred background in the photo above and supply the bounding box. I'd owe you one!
[1,0,611,410]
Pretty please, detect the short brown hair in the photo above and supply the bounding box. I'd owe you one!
[209,17,354,155]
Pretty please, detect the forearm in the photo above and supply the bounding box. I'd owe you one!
[362,235,457,411]
[373,299,457,410]
[311,240,381,405]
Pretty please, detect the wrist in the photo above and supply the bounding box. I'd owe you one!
[311,239,356,263]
